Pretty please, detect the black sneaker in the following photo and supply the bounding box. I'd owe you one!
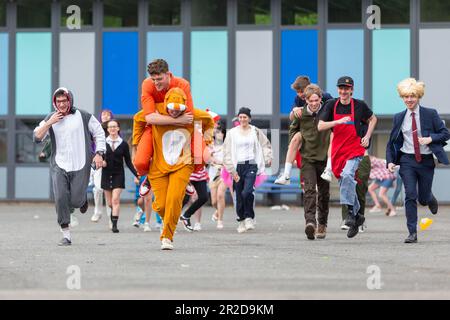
[180,215,193,232]
[347,214,365,238]
[80,199,88,214]
[404,233,418,243]
[344,214,356,227]
[428,195,438,215]
[112,225,120,233]
[58,238,72,246]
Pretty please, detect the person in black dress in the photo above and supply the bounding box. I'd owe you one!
[101,120,138,233]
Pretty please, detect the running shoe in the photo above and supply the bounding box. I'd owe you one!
[193,222,202,231]
[139,177,151,197]
[237,221,246,233]
[90,212,101,222]
[143,222,151,232]
[320,168,333,182]
[58,238,72,246]
[274,174,290,185]
[244,218,255,231]
[185,183,195,196]
[161,238,173,250]
[180,215,193,232]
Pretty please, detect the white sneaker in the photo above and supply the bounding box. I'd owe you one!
[274,174,290,185]
[369,206,382,213]
[217,221,224,229]
[211,211,218,222]
[143,222,151,232]
[237,221,246,233]
[161,238,173,250]
[70,214,79,228]
[388,210,397,217]
[153,222,163,230]
[244,218,255,231]
[341,220,350,230]
[395,206,404,211]
[90,212,101,222]
[132,211,142,228]
[359,224,366,233]
[193,222,202,231]
[320,168,333,182]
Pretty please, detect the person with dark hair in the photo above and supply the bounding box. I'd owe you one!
[101,119,139,233]
[208,122,229,229]
[90,108,114,224]
[33,87,106,246]
[133,58,194,181]
[223,107,273,233]
[318,76,377,239]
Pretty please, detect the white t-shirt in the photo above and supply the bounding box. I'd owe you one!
[235,131,255,162]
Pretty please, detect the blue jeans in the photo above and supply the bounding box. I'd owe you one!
[339,157,363,217]
[390,170,403,205]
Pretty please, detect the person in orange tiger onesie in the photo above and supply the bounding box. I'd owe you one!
[142,87,214,250]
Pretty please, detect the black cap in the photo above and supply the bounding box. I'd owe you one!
[237,107,252,118]
[337,76,354,87]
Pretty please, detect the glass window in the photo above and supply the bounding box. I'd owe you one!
[16,119,41,164]
[421,0,450,22]
[149,0,181,25]
[0,119,6,164]
[0,0,6,27]
[60,0,94,27]
[103,0,138,27]
[191,0,227,26]
[17,0,51,28]
[328,0,362,23]
[281,0,318,26]
[238,0,271,25]
[373,0,409,24]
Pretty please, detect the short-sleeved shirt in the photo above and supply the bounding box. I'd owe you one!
[141,74,194,116]
[293,92,333,109]
[319,98,373,138]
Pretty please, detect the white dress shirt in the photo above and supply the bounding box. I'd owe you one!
[400,106,432,155]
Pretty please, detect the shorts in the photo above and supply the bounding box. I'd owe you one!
[374,178,394,189]
[209,175,223,190]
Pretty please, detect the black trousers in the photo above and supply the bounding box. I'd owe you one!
[233,163,258,222]
[183,180,209,218]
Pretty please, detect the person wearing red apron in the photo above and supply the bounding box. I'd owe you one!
[318,76,377,238]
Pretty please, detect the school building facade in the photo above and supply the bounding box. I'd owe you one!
[0,0,449,202]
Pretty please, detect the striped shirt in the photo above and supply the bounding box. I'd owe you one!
[190,167,209,182]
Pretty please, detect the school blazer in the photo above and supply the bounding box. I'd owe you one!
[386,106,450,166]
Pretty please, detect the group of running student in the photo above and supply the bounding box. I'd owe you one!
[34,57,449,249]
[274,74,449,243]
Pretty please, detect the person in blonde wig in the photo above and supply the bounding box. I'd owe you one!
[387,78,450,243]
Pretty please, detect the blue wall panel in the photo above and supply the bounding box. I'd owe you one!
[103,32,139,115]
[327,29,364,99]
[280,30,318,114]
[16,33,52,115]
[0,33,7,115]
[191,31,228,115]
[147,32,183,78]
[373,29,410,115]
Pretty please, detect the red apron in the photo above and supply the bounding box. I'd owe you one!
[331,99,365,179]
